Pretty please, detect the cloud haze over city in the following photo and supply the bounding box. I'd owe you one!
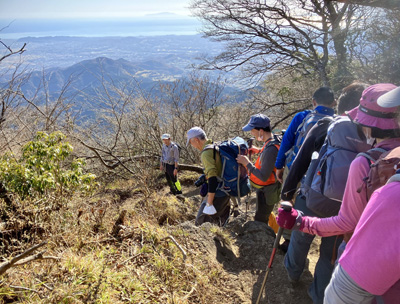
[0,0,199,38]
[0,0,192,19]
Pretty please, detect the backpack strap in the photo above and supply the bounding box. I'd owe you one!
[387,169,400,184]
[202,143,219,160]
[357,147,388,167]
[231,138,242,200]
[203,143,230,196]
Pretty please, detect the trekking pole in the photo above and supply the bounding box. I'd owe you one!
[255,202,292,304]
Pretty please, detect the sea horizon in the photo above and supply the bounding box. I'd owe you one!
[0,14,201,39]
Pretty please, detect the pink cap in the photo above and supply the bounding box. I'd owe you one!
[346,83,399,130]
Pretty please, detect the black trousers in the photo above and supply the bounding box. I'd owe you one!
[254,182,281,224]
[195,195,231,227]
[163,163,179,194]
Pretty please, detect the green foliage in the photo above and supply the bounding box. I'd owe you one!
[0,131,96,200]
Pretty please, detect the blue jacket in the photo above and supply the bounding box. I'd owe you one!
[275,106,335,169]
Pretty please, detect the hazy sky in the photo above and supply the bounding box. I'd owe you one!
[0,0,193,19]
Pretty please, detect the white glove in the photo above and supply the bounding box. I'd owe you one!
[203,204,217,215]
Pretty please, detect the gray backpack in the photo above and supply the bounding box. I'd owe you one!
[303,116,372,217]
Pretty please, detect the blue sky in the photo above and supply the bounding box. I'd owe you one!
[0,0,192,19]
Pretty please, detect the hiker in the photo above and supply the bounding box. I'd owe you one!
[275,87,336,184]
[277,87,336,253]
[186,127,231,226]
[160,133,182,195]
[277,83,400,303]
[278,82,368,304]
[324,175,400,304]
[324,86,400,304]
[236,114,281,225]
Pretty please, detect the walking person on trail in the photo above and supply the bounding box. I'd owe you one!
[275,87,336,252]
[160,133,182,195]
[277,83,400,304]
[277,82,367,304]
[236,114,281,227]
[186,127,231,226]
[324,86,400,304]
[275,87,336,184]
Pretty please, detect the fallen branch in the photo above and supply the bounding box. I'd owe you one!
[183,284,197,300]
[14,251,60,266]
[35,278,54,291]
[10,285,39,294]
[164,236,187,262]
[0,241,47,275]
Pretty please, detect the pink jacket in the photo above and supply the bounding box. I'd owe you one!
[340,182,400,301]
[301,138,400,236]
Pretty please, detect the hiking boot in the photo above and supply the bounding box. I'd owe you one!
[233,209,240,217]
[278,240,290,253]
[288,273,300,286]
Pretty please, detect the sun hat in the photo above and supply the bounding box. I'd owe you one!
[378,86,400,108]
[242,114,271,131]
[186,127,206,146]
[346,83,399,130]
[161,133,171,140]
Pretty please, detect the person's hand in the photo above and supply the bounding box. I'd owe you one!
[276,168,284,183]
[248,147,260,154]
[203,203,217,215]
[277,206,304,230]
[236,155,250,166]
[160,164,163,171]
[173,168,178,176]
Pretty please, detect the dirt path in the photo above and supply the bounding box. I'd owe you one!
[180,184,322,304]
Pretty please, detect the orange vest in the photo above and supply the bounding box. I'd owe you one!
[250,138,280,188]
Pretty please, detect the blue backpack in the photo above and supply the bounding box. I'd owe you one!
[285,110,330,169]
[203,136,251,198]
[302,116,372,217]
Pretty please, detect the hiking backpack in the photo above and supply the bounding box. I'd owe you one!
[357,146,400,200]
[173,142,182,155]
[203,136,251,198]
[302,116,372,217]
[285,110,331,169]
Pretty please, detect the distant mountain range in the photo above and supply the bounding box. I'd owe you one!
[11,56,247,118]
[21,56,184,95]
[0,35,251,119]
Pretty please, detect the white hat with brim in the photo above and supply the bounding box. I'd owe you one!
[186,127,206,146]
[378,86,400,108]
[161,133,171,140]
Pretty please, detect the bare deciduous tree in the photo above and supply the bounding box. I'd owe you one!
[347,8,400,84]
[190,0,358,89]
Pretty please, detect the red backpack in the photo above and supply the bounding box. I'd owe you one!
[357,146,400,200]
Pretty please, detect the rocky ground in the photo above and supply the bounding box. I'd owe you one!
[176,182,321,304]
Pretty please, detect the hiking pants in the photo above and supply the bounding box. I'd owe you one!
[284,194,342,304]
[163,163,181,194]
[195,195,230,226]
[255,182,281,224]
[324,264,374,304]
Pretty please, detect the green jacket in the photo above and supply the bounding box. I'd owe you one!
[201,139,222,179]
